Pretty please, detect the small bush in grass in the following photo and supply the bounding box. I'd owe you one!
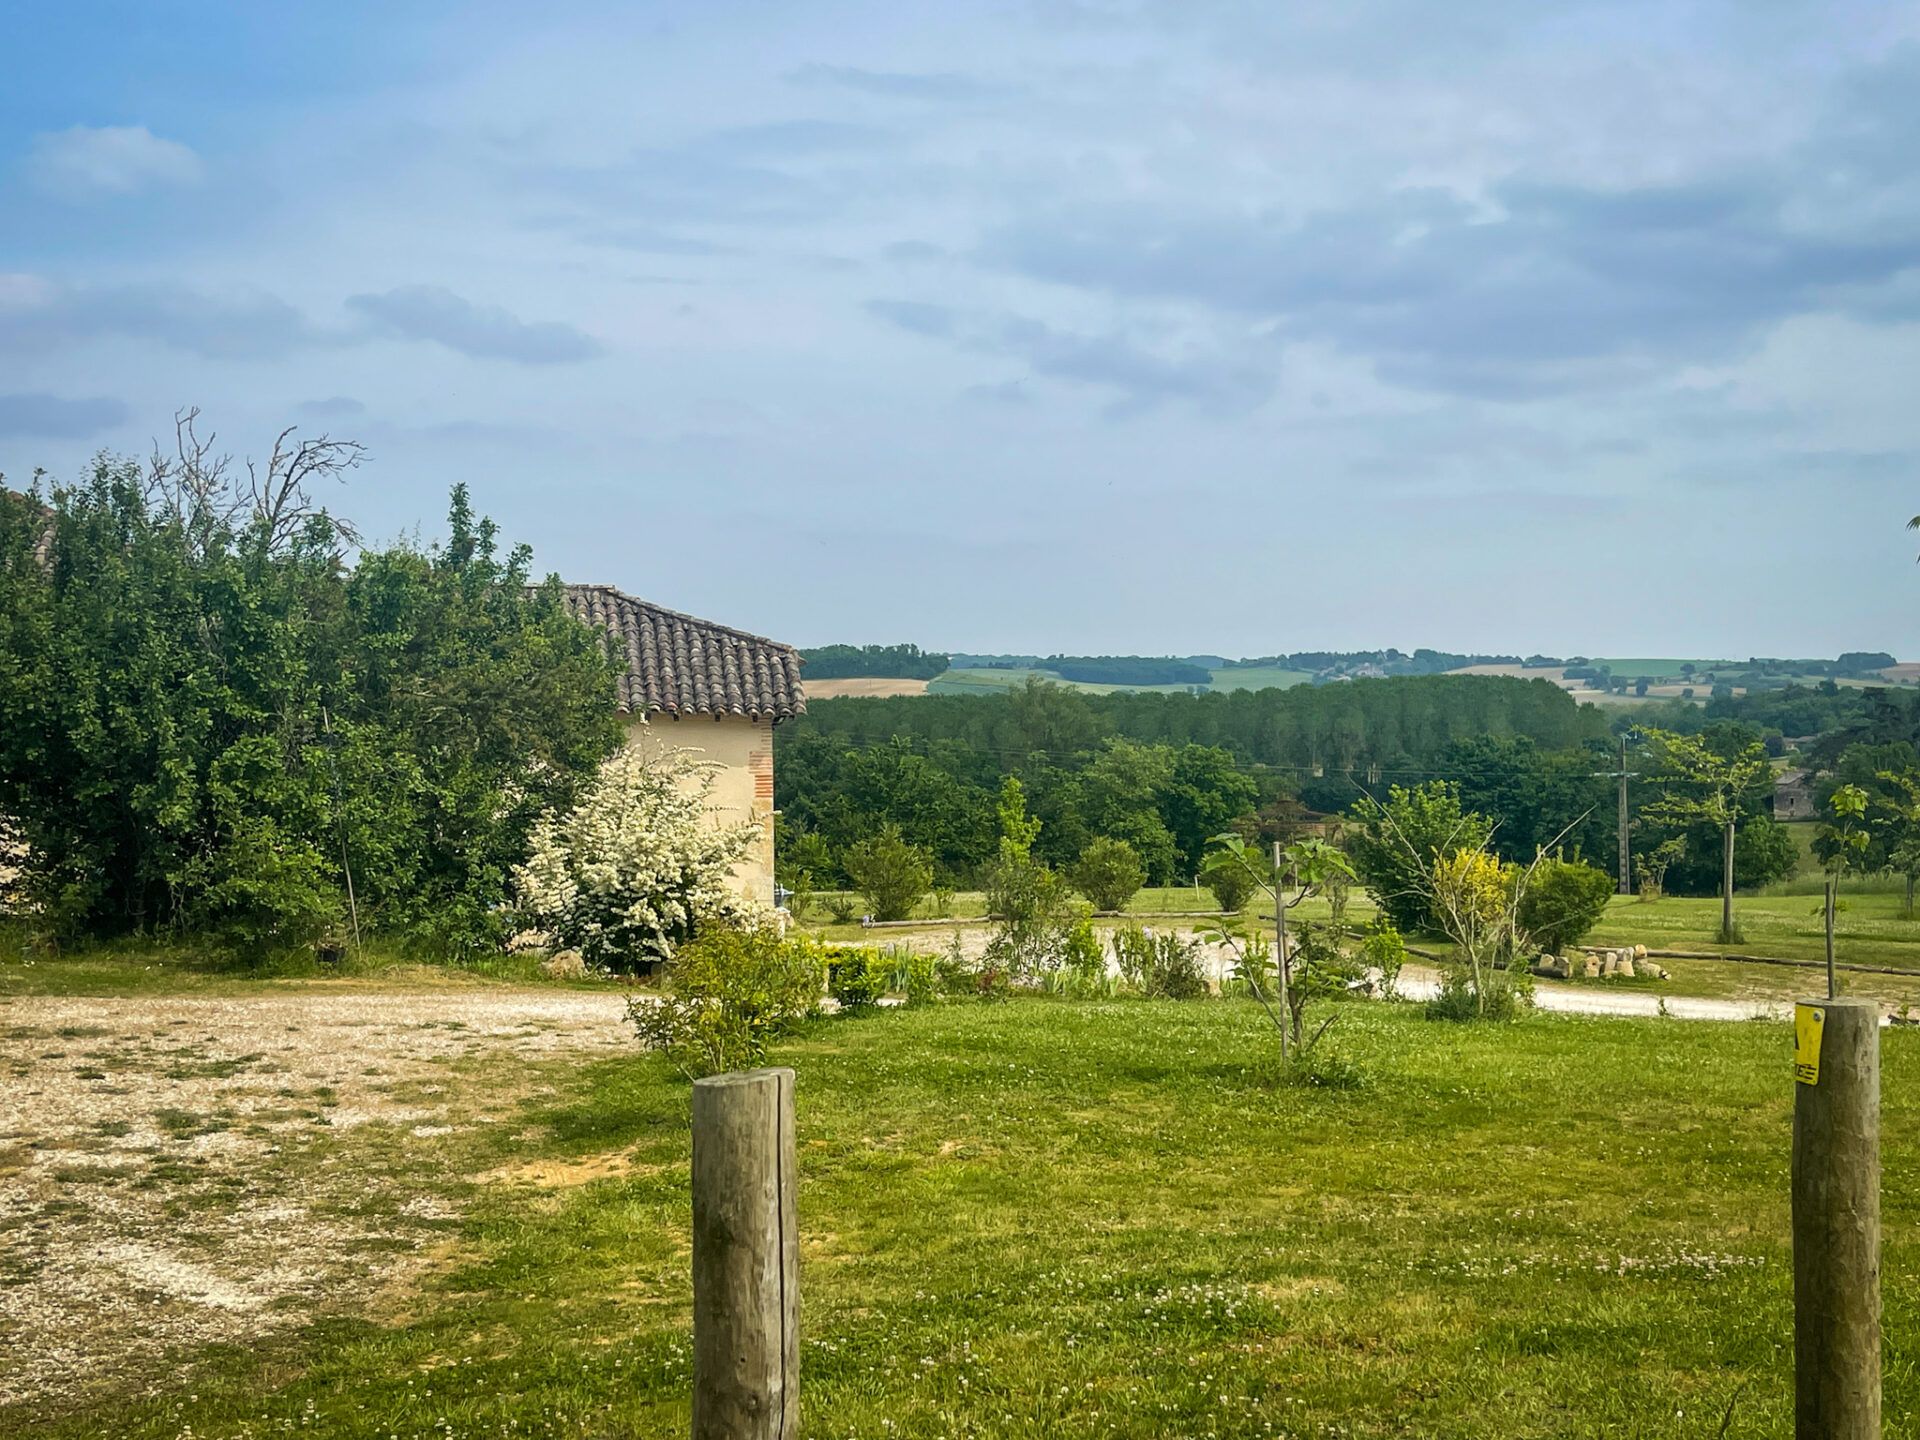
[825,892,858,924]
[1200,852,1257,913]
[1358,920,1406,997]
[1112,924,1206,999]
[1069,837,1146,913]
[892,947,939,1005]
[843,824,934,922]
[626,922,824,1078]
[824,946,889,1011]
[1044,915,1115,996]
[1424,965,1529,1023]
[1515,858,1614,954]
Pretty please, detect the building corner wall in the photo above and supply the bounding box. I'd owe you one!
[622,712,775,905]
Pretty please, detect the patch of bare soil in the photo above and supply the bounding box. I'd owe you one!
[0,988,630,1416]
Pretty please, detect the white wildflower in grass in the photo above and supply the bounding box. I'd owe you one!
[512,744,758,971]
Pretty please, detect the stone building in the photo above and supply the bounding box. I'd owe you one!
[1773,768,1815,822]
[562,584,804,904]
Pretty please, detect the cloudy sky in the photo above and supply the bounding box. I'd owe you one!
[4,2,1918,658]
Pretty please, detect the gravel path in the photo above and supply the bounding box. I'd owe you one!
[0,985,634,1416]
[1395,964,1789,1022]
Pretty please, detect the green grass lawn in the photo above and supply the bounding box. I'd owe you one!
[17,993,1916,1439]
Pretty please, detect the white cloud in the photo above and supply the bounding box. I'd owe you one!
[27,125,203,199]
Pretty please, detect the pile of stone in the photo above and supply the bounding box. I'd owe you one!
[1531,944,1670,981]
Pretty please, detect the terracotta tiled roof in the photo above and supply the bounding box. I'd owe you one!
[561,584,805,721]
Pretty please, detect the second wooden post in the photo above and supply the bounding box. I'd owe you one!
[1792,998,1880,1439]
[692,1067,798,1440]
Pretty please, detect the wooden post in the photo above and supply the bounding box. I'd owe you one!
[1825,877,1839,1001]
[1792,998,1880,1439]
[692,1068,798,1440]
[1617,736,1632,895]
[1722,818,1736,939]
[1272,841,1288,1059]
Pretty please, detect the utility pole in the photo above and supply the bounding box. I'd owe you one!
[1592,735,1640,895]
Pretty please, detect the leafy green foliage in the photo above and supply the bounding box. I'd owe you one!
[1357,920,1406,996]
[1066,836,1145,912]
[625,924,824,1078]
[981,778,1076,979]
[1200,849,1258,912]
[842,823,934,921]
[0,465,619,956]
[1346,782,1493,934]
[824,946,890,1011]
[1110,924,1206,999]
[1514,858,1616,954]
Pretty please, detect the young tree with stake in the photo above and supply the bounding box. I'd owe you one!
[1639,728,1771,944]
[1204,833,1356,1058]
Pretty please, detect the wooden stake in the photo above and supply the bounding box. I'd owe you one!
[692,1067,798,1440]
[1273,841,1288,1059]
[1792,998,1880,1439]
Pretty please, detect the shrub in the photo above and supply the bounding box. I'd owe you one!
[1200,852,1257,912]
[1112,924,1207,999]
[513,745,758,973]
[983,778,1076,980]
[892,947,939,1005]
[1357,920,1406,998]
[626,923,824,1078]
[1425,966,1528,1023]
[1347,782,1494,933]
[1068,837,1146,912]
[825,892,858,924]
[1515,858,1614,954]
[1,474,620,955]
[824,945,889,1010]
[842,824,933,922]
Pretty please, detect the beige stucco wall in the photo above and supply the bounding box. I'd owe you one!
[622,712,776,905]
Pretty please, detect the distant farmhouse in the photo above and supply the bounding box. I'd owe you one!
[1773,768,1815,823]
[562,585,805,903]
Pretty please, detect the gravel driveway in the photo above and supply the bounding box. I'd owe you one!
[0,986,633,1415]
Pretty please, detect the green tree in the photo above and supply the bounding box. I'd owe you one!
[1815,784,1871,996]
[1875,767,1920,919]
[1346,782,1494,933]
[1078,739,1181,883]
[982,776,1073,979]
[1162,745,1258,874]
[1199,848,1258,912]
[1639,728,1772,943]
[1067,836,1145,912]
[1205,834,1357,1055]
[0,452,619,955]
[842,823,934,922]
[1514,858,1615,954]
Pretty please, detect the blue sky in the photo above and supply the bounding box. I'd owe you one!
[3,1,1917,657]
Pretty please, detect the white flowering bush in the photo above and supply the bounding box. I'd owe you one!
[512,745,759,971]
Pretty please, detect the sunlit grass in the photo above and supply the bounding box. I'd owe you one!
[20,996,1918,1439]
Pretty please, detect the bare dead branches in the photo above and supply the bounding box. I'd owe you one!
[144,407,364,558]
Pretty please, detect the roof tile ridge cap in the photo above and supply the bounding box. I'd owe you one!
[561,582,799,654]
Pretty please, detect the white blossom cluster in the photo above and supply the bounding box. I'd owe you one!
[512,744,759,969]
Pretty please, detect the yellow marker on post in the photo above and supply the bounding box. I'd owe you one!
[1794,1003,1825,1086]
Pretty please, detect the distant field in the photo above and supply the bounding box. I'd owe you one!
[926,664,1311,697]
[804,676,932,699]
[1205,664,1315,692]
